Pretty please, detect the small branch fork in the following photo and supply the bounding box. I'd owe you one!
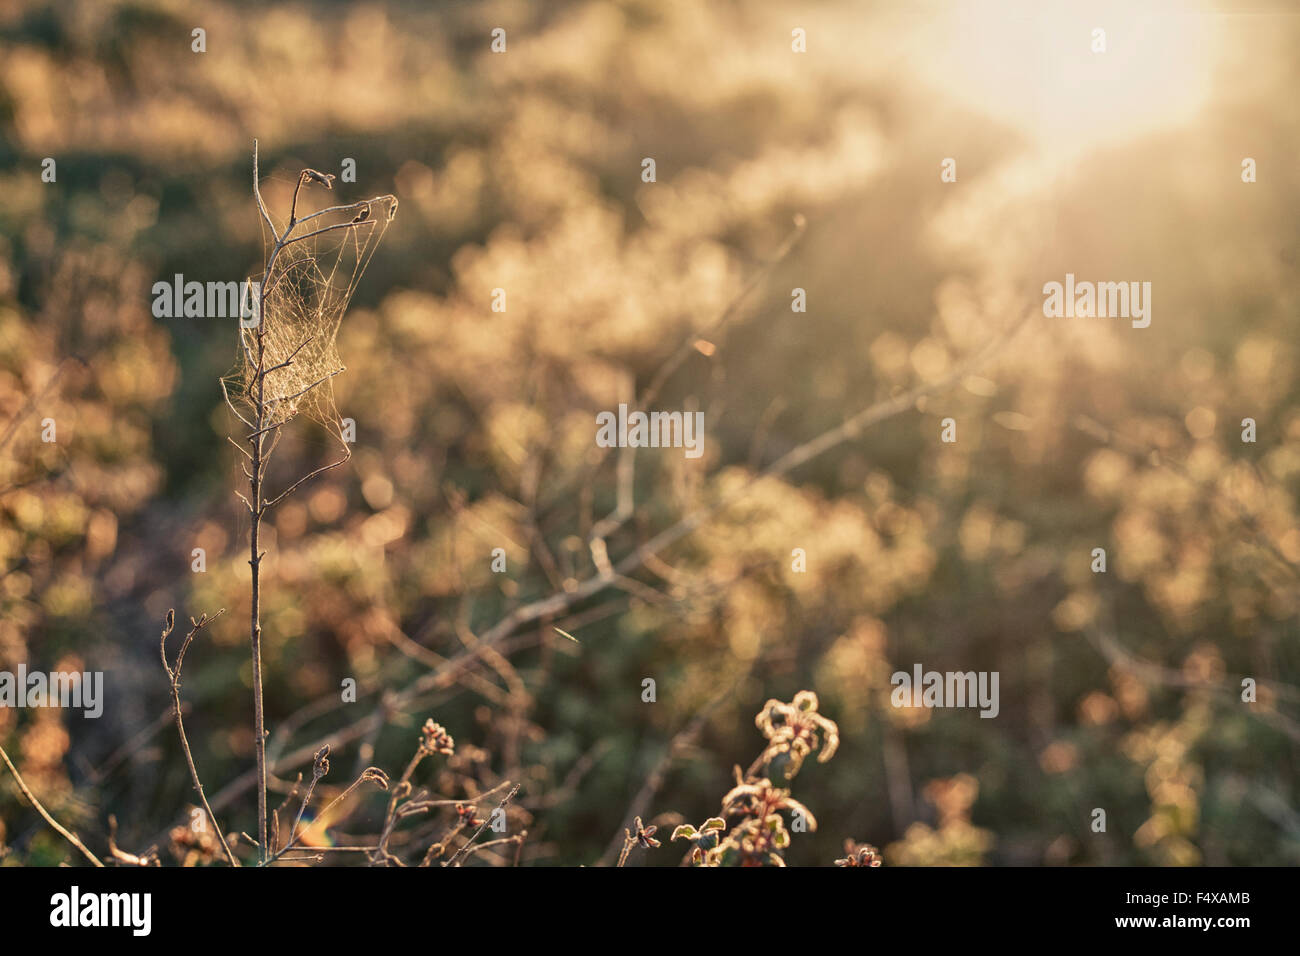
[444,783,522,867]
[263,761,390,866]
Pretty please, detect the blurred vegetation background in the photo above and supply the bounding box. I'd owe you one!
[1,0,1299,866]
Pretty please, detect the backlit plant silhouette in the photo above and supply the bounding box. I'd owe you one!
[217,143,399,863]
[668,692,879,867]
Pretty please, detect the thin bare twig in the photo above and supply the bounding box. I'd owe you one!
[0,742,103,867]
[445,783,521,867]
[265,765,389,865]
[161,607,238,866]
[262,445,351,511]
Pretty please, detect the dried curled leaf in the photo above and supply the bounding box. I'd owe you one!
[301,168,336,189]
[753,691,840,779]
[360,767,390,790]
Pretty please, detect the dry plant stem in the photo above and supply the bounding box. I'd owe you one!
[107,814,158,866]
[419,821,465,866]
[444,783,520,867]
[249,139,273,864]
[616,833,636,868]
[245,142,383,861]
[249,312,269,865]
[0,742,103,867]
[160,608,238,866]
[284,776,318,854]
[271,773,303,854]
[374,750,427,863]
[258,754,371,868]
[401,777,515,816]
[450,833,526,865]
[264,773,369,864]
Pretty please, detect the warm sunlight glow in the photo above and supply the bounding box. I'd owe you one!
[914,0,1216,161]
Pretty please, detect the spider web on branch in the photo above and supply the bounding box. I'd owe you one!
[224,189,398,430]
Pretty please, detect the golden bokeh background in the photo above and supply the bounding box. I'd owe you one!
[1,0,1298,865]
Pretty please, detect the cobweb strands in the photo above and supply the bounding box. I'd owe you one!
[225,167,398,432]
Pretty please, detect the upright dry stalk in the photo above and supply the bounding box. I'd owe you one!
[249,154,269,861]
[160,607,238,866]
[227,141,396,862]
